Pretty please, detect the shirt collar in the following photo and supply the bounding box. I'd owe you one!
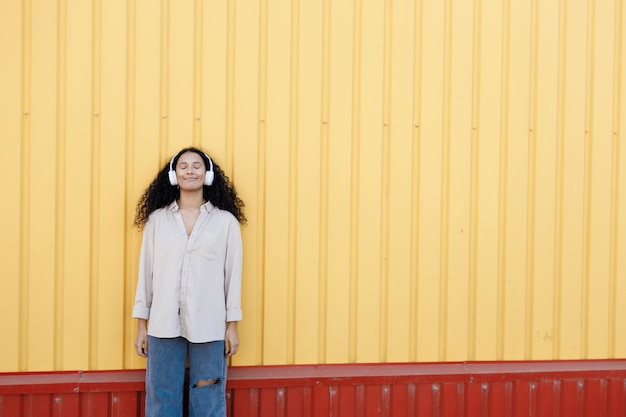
[169,200,215,212]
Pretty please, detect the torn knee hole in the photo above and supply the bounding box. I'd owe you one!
[194,378,219,388]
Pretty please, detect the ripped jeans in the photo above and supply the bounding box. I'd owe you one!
[146,336,227,417]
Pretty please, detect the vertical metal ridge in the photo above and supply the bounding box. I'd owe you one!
[349,0,362,364]
[276,387,286,417]
[19,0,32,372]
[581,0,596,359]
[431,383,442,416]
[607,0,622,358]
[287,0,300,364]
[616,378,626,414]
[407,384,417,416]
[496,0,511,361]
[467,0,482,361]
[378,0,393,363]
[159,0,170,157]
[192,0,203,145]
[380,384,390,417]
[256,0,268,364]
[600,379,609,415]
[504,381,513,415]
[553,0,568,360]
[302,386,312,417]
[123,0,137,369]
[439,0,453,361]
[90,0,103,369]
[318,0,331,364]
[409,0,423,362]
[525,0,540,360]
[355,385,365,417]
[552,380,561,416]
[456,383,466,417]
[575,379,585,412]
[225,0,236,169]
[54,0,68,371]
[328,385,338,417]
[528,381,538,415]
[480,382,489,413]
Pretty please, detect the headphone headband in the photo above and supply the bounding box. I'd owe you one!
[168,150,214,186]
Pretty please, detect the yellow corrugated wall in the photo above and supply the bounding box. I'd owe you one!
[1,0,625,372]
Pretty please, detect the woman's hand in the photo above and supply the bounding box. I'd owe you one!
[225,321,239,357]
[135,319,148,357]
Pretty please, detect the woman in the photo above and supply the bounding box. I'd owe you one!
[132,147,246,417]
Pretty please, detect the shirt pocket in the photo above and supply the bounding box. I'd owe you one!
[194,231,225,261]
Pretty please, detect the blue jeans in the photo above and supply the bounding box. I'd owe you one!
[146,336,227,417]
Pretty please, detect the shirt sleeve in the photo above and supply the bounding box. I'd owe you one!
[223,215,243,322]
[132,216,155,320]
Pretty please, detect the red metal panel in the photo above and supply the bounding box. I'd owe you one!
[389,383,408,417]
[336,384,354,417]
[364,384,380,417]
[311,384,329,417]
[512,380,530,417]
[559,379,580,417]
[465,382,481,417]
[537,380,555,417]
[284,386,311,417]
[441,382,462,417]
[81,392,110,417]
[259,387,278,416]
[583,379,607,417]
[53,392,79,417]
[0,394,21,417]
[416,383,434,416]
[3,361,626,416]
[488,381,507,417]
[23,394,51,417]
[111,391,142,417]
[229,387,257,417]
[607,378,626,416]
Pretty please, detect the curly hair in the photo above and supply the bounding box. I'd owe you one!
[134,147,246,229]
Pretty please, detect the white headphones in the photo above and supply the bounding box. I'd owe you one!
[168,151,214,186]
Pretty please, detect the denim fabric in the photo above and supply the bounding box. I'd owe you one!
[146,336,227,417]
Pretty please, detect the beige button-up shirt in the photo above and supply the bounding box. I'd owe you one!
[132,201,243,343]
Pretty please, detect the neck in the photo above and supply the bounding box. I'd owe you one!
[177,190,205,209]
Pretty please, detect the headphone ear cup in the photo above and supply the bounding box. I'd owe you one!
[168,169,178,186]
[205,171,214,186]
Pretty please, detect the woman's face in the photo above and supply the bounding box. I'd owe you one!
[175,151,206,191]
